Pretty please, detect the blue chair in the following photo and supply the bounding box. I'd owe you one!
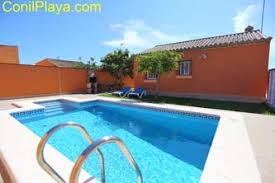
[127,87,146,99]
[112,87,132,97]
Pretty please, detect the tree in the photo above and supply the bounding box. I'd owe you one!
[101,49,133,88]
[74,57,97,70]
[137,51,181,96]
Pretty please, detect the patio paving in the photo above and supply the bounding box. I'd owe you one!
[0,100,18,110]
[0,94,96,110]
[243,113,275,183]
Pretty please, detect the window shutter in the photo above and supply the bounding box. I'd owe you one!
[177,62,181,75]
[144,73,147,80]
[189,61,192,75]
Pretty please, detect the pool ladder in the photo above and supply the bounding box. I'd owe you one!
[36,123,143,183]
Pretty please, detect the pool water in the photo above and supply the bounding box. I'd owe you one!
[14,100,219,183]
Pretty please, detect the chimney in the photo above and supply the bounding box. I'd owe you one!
[244,25,254,33]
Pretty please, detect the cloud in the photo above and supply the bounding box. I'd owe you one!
[103,20,201,51]
[103,31,150,48]
[232,4,260,33]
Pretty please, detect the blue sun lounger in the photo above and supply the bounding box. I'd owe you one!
[112,87,132,97]
[127,87,146,99]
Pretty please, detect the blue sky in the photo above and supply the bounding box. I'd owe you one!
[0,0,274,68]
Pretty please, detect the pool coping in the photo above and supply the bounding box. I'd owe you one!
[0,96,262,183]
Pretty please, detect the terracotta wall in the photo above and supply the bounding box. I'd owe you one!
[96,70,135,87]
[134,42,270,102]
[0,46,19,64]
[0,63,87,98]
[123,75,135,87]
[35,59,56,67]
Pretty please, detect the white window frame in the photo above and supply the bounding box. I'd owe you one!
[179,61,192,76]
[146,72,157,80]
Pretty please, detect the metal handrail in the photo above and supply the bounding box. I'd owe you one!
[69,136,143,183]
[36,123,105,183]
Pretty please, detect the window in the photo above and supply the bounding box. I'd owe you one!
[146,72,157,80]
[179,61,192,76]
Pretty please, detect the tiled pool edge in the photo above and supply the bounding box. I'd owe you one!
[87,99,220,120]
[201,113,262,183]
[1,96,262,183]
[10,98,220,121]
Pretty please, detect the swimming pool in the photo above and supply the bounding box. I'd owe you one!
[13,99,219,183]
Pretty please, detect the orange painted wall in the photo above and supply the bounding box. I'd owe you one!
[60,68,87,93]
[96,70,135,87]
[134,42,270,101]
[123,75,135,87]
[0,63,87,98]
[0,46,19,64]
[96,70,115,84]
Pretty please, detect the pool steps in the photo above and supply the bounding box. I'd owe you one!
[40,101,77,117]
[36,122,143,183]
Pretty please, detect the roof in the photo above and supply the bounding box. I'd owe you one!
[141,30,272,54]
[43,58,81,68]
[0,44,18,48]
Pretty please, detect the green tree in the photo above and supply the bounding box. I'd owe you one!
[137,51,181,96]
[101,49,133,87]
[74,57,97,70]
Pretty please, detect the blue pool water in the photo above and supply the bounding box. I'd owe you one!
[14,100,219,183]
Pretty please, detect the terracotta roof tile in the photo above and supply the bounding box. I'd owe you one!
[47,59,81,68]
[141,30,272,54]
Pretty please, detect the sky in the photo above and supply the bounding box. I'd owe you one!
[0,0,274,69]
